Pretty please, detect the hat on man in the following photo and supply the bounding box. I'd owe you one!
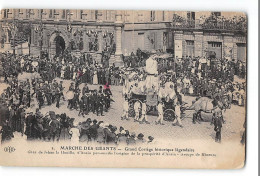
[137,133,144,139]
[119,126,124,132]
[148,136,154,141]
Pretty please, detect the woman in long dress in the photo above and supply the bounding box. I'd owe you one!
[93,69,98,85]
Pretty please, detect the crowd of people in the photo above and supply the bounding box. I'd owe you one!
[0,48,246,144]
[0,51,121,143]
[0,53,154,144]
[120,52,246,143]
[1,51,124,86]
[123,54,246,110]
[0,107,154,145]
[0,76,115,121]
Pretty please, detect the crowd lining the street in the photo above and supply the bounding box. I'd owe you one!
[0,49,246,144]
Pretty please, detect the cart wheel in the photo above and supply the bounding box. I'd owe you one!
[163,109,176,122]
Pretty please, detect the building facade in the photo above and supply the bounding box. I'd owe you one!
[0,9,247,64]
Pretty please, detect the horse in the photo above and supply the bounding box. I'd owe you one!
[184,97,227,123]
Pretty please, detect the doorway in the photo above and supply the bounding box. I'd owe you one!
[54,36,65,56]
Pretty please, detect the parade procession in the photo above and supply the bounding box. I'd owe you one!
[0,9,246,145]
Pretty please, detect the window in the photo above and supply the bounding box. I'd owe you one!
[211,12,221,17]
[209,42,222,47]
[151,11,155,21]
[53,9,59,18]
[186,40,194,45]
[39,9,43,19]
[49,9,53,18]
[3,9,8,18]
[95,10,98,20]
[162,11,165,21]
[80,10,83,19]
[187,11,195,20]
[106,10,111,21]
[62,10,66,19]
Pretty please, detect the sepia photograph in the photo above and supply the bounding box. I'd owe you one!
[0,8,247,169]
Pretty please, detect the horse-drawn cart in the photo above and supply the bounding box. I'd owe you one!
[125,54,179,122]
[127,90,177,122]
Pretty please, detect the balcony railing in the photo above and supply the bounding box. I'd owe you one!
[171,14,247,32]
[172,20,195,29]
[201,19,247,32]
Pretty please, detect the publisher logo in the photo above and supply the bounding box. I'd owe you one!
[4,146,16,153]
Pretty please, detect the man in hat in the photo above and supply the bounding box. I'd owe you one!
[36,89,44,109]
[17,104,26,135]
[48,111,60,142]
[213,113,222,143]
[79,118,92,142]
[147,136,154,144]
[89,119,98,141]
[80,92,89,117]
[0,119,13,143]
[73,86,80,110]
[55,87,61,108]
[82,83,90,95]
[44,82,52,106]
[96,122,105,143]
[18,82,24,104]
[136,133,145,145]
[104,125,117,144]
[96,92,104,116]
[98,86,103,94]
[25,111,35,140]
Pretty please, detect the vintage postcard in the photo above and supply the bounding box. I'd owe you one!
[0,9,246,168]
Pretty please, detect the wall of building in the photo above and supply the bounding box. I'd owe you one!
[0,9,247,62]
